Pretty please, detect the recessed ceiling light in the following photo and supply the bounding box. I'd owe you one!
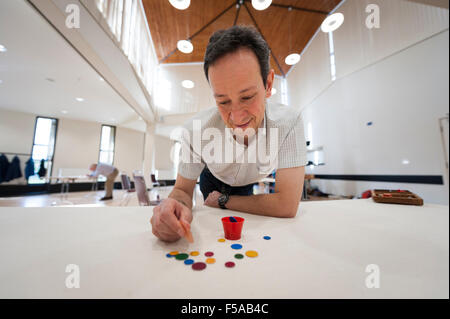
[75,97,84,102]
[321,13,345,33]
[169,0,190,10]
[252,0,272,10]
[181,80,195,89]
[177,40,193,54]
[61,110,68,114]
[271,88,277,95]
[285,53,301,65]
[402,159,410,165]
[99,77,105,82]
[0,44,7,53]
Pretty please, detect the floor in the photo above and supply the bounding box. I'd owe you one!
[0,184,349,208]
[0,186,203,207]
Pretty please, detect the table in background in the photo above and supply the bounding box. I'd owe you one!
[47,176,98,205]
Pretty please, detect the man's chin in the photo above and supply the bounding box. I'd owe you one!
[232,125,257,139]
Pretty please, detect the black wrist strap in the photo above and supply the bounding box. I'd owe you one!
[219,193,229,209]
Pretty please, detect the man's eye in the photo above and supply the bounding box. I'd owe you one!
[219,101,230,105]
[242,95,255,100]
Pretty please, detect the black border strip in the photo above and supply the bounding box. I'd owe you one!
[313,174,444,185]
[0,182,124,198]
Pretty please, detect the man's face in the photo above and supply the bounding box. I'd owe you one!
[208,48,274,134]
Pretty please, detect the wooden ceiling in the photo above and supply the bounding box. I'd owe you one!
[142,0,343,76]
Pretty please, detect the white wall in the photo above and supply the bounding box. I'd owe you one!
[0,109,35,155]
[114,126,145,176]
[53,118,145,181]
[333,0,449,80]
[303,30,449,204]
[287,31,331,109]
[286,0,449,205]
[0,109,145,185]
[52,117,101,176]
[0,109,36,185]
[153,134,177,180]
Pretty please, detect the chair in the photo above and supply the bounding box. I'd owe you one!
[133,173,150,206]
[150,174,161,187]
[120,174,135,192]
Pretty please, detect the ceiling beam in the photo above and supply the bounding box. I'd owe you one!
[159,2,236,64]
[233,2,241,25]
[243,2,286,77]
[243,0,330,15]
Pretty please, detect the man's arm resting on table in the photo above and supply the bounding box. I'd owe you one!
[225,166,305,218]
[167,174,197,210]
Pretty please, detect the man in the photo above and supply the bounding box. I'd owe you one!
[150,26,307,242]
[88,162,119,201]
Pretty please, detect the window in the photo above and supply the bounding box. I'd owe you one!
[29,117,58,184]
[281,78,289,106]
[172,141,181,176]
[328,31,337,82]
[99,125,116,165]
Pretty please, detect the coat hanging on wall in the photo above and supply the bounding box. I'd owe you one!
[38,159,47,178]
[0,154,9,183]
[25,157,35,180]
[5,155,22,182]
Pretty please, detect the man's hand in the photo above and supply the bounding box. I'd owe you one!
[204,191,221,208]
[150,198,193,242]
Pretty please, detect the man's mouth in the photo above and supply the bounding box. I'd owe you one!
[235,119,251,129]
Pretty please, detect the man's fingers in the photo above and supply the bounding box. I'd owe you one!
[177,202,193,223]
[160,211,184,237]
[180,218,190,230]
[158,228,181,242]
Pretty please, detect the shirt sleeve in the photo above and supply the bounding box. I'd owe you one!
[277,116,308,169]
[90,170,99,177]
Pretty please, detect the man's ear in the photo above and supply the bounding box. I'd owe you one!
[265,69,275,98]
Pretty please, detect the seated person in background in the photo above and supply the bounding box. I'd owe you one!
[150,26,307,243]
[88,163,119,201]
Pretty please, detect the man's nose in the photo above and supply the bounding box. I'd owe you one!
[229,106,248,124]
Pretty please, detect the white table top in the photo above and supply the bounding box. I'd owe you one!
[0,199,448,298]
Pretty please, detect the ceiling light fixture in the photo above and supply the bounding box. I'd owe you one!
[271,88,277,95]
[75,97,84,102]
[169,0,190,10]
[61,110,68,114]
[285,53,301,65]
[99,77,105,82]
[177,40,193,54]
[284,7,300,66]
[252,0,272,11]
[321,13,345,33]
[0,44,7,53]
[181,80,194,89]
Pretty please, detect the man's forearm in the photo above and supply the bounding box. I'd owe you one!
[168,187,193,210]
[225,193,299,218]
